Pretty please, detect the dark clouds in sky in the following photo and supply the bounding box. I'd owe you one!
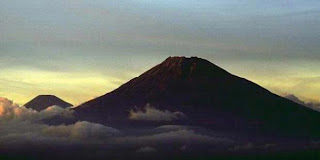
[1,0,320,70]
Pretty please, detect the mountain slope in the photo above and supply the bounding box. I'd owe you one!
[24,95,72,111]
[75,57,320,136]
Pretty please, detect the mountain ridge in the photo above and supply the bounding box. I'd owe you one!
[75,56,320,137]
[24,95,72,111]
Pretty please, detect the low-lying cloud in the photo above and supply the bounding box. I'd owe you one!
[0,97,282,159]
[43,121,120,139]
[0,97,120,146]
[0,97,73,122]
[114,129,233,146]
[129,104,186,122]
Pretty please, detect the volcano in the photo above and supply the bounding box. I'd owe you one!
[24,95,72,111]
[75,57,320,136]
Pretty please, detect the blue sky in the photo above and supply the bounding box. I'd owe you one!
[1,0,320,104]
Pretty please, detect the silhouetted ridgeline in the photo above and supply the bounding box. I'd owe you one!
[75,57,320,137]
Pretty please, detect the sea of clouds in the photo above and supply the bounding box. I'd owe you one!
[3,97,315,159]
[0,97,241,159]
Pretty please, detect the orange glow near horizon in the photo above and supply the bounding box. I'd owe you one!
[0,68,135,105]
[1,59,320,106]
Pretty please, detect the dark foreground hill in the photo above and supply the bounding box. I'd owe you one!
[24,95,72,111]
[75,57,320,137]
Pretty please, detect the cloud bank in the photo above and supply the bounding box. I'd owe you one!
[0,97,120,145]
[0,97,282,159]
[129,104,186,122]
[0,97,73,121]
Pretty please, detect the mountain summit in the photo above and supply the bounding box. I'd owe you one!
[76,57,320,136]
[24,95,72,111]
[78,56,234,109]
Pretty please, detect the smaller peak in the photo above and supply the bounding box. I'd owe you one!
[284,94,301,101]
[25,95,72,111]
[32,95,66,102]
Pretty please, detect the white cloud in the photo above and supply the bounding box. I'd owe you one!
[129,104,186,122]
[0,97,120,145]
[0,97,250,159]
[0,98,232,146]
[43,121,120,139]
[112,129,233,148]
[154,125,201,132]
[0,97,73,122]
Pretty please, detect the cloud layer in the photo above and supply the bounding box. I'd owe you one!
[0,97,74,121]
[0,97,120,146]
[129,104,186,122]
[0,97,295,159]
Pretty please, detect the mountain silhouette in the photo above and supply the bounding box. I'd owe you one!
[24,95,72,111]
[285,94,320,111]
[75,57,320,137]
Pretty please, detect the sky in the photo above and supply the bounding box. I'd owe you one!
[1,0,320,105]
